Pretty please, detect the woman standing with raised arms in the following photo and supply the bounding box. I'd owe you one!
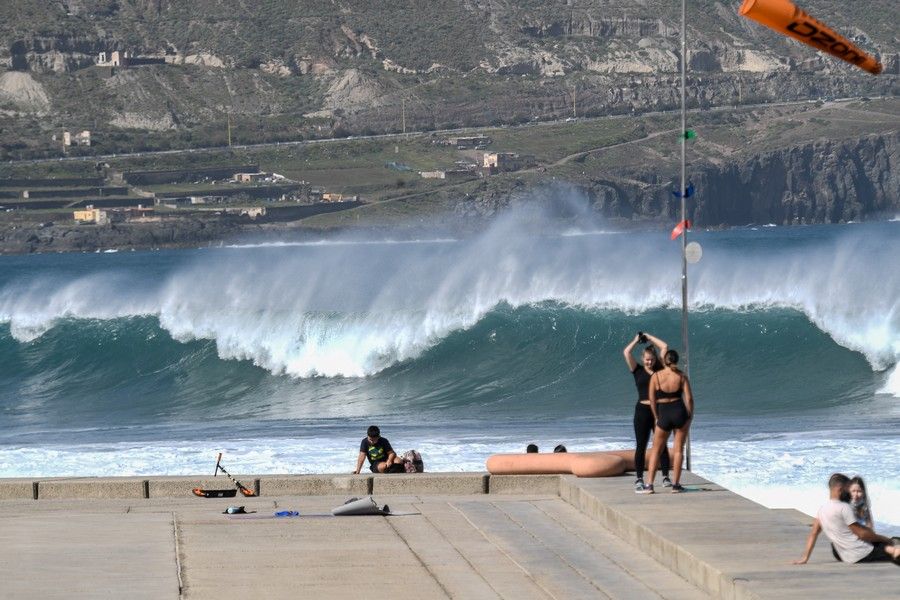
[638,349,693,494]
[623,332,672,493]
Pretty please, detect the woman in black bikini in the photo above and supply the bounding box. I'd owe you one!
[638,349,694,494]
[623,332,672,493]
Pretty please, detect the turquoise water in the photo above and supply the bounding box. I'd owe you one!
[1,218,898,530]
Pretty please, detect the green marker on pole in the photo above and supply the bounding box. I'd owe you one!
[683,129,696,140]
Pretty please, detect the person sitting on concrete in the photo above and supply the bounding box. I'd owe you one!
[793,473,900,565]
[848,476,874,528]
[354,425,405,474]
[553,444,567,453]
[526,444,539,453]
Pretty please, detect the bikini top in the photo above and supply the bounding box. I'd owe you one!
[655,374,684,400]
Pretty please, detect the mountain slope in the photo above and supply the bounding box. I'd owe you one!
[0,1,896,158]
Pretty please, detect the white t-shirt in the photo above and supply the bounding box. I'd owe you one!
[817,499,873,563]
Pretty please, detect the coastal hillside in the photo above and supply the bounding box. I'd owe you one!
[1,97,896,254]
[0,0,897,158]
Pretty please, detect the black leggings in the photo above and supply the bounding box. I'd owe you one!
[634,403,670,478]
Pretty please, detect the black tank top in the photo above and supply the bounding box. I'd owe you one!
[655,374,684,400]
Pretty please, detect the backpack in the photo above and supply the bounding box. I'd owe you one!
[402,450,425,473]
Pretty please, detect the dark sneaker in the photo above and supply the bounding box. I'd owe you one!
[634,479,645,493]
[671,483,685,493]
[636,484,655,495]
[662,476,673,488]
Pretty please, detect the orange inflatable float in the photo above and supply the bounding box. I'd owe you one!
[487,452,626,477]
[486,448,676,478]
[739,0,882,74]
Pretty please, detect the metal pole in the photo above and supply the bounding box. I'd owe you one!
[680,0,691,471]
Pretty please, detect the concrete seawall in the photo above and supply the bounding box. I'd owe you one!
[2,471,897,599]
[1,473,494,500]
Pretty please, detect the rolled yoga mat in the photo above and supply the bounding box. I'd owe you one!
[331,496,389,516]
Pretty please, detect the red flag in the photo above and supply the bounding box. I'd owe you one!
[671,220,692,240]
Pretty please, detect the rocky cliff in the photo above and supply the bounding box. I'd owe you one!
[0,1,896,157]
[459,131,899,227]
[693,132,898,225]
[0,216,242,254]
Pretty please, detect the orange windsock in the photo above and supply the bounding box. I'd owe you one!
[739,0,882,75]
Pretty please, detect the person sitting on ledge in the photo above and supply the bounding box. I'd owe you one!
[526,444,539,453]
[794,473,900,565]
[354,425,405,474]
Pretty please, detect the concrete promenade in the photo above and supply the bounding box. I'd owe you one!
[2,471,897,599]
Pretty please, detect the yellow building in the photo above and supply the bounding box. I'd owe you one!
[73,207,108,225]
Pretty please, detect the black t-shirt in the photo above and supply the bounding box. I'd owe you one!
[632,364,657,401]
[359,437,394,464]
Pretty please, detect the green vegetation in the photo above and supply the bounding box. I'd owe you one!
[3,97,897,235]
[488,119,645,163]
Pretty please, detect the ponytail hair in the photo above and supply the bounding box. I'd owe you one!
[664,349,679,366]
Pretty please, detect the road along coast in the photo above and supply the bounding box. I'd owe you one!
[3,472,898,599]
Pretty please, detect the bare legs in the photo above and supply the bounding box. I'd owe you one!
[671,426,689,485]
[645,424,690,491]
[375,455,404,473]
[644,427,670,489]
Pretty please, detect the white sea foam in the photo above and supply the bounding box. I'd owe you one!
[0,211,898,388]
[879,364,900,397]
[559,229,624,237]
[694,435,900,534]
[224,238,458,249]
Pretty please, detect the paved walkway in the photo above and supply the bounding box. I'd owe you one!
[2,494,706,599]
[2,471,898,599]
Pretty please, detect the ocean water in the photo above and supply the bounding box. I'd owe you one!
[1,213,898,533]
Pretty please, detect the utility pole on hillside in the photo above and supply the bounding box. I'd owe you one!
[227,112,233,147]
[572,87,577,118]
[401,98,406,134]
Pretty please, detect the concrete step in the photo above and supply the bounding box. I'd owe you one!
[417,501,552,600]
[562,474,900,600]
[523,499,709,600]
[387,505,502,599]
[455,498,709,600]
[454,500,617,599]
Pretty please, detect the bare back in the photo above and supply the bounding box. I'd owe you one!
[653,368,685,395]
